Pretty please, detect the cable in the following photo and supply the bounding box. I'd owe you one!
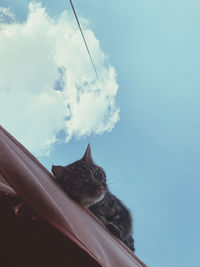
[69,0,99,80]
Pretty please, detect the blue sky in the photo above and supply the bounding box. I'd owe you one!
[1,1,200,266]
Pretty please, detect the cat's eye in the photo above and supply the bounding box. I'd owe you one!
[93,170,99,178]
[93,170,102,180]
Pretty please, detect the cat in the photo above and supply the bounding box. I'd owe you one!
[52,144,135,252]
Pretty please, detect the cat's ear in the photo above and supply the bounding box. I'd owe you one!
[52,165,64,177]
[81,144,94,164]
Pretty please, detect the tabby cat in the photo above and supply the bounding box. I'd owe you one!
[52,144,135,252]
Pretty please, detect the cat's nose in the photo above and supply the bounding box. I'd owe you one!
[100,183,107,190]
[96,184,106,193]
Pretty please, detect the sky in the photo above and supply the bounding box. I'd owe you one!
[0,1,200,266]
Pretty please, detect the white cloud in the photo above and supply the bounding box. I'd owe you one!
[0,7,15,23]
[0,2,119,156]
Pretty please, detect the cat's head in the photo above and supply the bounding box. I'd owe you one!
[52,144,107,207]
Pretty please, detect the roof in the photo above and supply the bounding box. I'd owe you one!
[0,125,146,267]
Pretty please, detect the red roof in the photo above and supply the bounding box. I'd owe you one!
[0,125,146,267]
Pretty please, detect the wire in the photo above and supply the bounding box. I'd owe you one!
[69,0,99,80]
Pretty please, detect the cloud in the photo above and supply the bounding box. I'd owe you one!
[0,7,15,23]
[0,2,119,156]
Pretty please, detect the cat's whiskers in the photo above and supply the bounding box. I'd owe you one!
[107,181,117,187]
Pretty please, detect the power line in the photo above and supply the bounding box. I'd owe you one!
[69,0,99,80]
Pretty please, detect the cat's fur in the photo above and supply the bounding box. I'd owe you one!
[52,144,135,252]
